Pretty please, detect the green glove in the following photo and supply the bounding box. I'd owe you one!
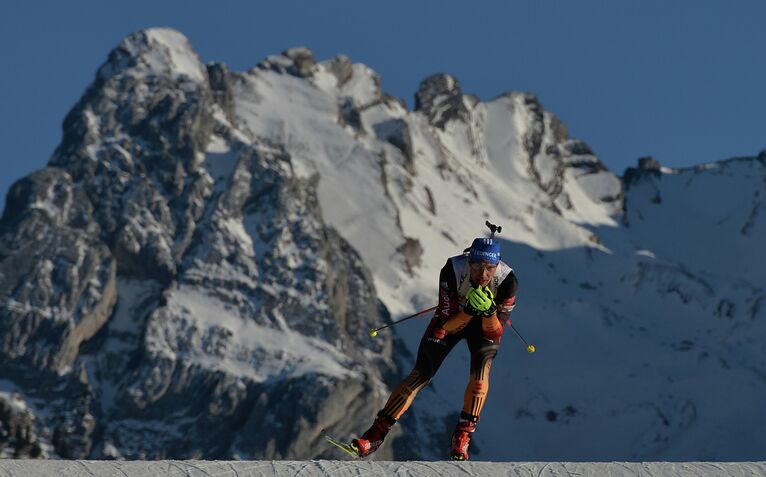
[464,286,496,316]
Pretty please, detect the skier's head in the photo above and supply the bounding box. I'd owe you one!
[469,238,501,265]
[468,238,501,286]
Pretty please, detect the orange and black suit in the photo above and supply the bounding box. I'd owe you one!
[378,255,518,423]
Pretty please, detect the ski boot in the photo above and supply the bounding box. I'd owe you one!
[450,413,478,461]
[350,412,397,457]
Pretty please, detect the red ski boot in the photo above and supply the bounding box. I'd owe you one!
[450,418,477,461]
[350,413,396,457]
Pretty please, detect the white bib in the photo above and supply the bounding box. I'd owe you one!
[449,255,512,305]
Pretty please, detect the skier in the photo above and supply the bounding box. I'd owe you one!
[351,227,518,461]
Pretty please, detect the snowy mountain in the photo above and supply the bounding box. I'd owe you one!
[1,28,764,461]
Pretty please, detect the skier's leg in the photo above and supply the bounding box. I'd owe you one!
[462,334,499,418]
[352,318,459,456]
[451,325,499,460]
[380,323,459,419]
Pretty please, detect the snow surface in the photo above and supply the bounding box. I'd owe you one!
[97,28,206,84]
[149,286,356,383]
[144,29,207,83]
[0,460,764,477]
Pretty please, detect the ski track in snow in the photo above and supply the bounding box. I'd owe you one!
[1,460,765,477]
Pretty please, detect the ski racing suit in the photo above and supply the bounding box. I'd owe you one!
[378,254,518,422]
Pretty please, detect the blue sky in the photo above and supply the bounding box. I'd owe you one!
[1,1,764,212]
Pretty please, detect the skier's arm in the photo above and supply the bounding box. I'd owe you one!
[475,271,518,343]
[434,260,460,321]
[432,260,473,336]
[495,271,518,323]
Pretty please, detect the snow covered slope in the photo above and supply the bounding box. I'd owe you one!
[0,28,764,462]
[1,460,765,477]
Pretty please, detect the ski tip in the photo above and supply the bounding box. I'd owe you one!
[324,434,361,459]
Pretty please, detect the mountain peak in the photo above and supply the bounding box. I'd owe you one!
[96,28,206,84]
[622,155,663,187]
[254,46,317,79]
[414,73,470,129]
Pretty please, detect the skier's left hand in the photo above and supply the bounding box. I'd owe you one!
[480,287,498,317]
[464,286,496,316]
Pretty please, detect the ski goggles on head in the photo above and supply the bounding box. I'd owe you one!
[469,261,498,273]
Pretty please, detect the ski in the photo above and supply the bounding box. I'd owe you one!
[322,432,360,459]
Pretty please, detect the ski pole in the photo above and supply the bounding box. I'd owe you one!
[507,321,536,353]
[369,306,438,337]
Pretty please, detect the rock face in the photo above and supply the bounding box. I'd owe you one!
[0,392,44,458]
[1,28,764,462]
[415,74,472,130]
[0,168,116,374]
[0,29,395,460]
